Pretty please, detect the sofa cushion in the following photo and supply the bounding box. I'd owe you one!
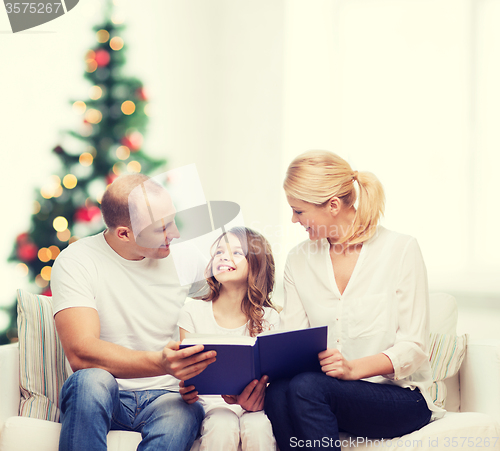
[0,416,142,451]
[16,289,69,422]
[428,332,468,409]
[339,411,500,450]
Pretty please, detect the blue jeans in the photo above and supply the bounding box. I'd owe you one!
[59,368,204,451]
[265,372,432,451]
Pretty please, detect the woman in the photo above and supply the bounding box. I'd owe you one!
[265,150,444,451]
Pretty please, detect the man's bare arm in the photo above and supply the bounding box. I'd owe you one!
[55,307,216,380]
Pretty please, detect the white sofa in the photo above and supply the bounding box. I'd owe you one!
[0,293,500,451]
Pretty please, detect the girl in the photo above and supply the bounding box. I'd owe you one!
[178,226,279,451]
[265,150,445,451]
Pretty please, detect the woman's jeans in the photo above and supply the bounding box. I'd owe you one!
[265,372,432,451]
[59,368,204,451]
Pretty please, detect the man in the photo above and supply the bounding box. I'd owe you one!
[52,174,216,451]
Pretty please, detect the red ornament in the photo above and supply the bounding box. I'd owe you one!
[17,242,38,262]
[16,232,29,243]
[95,49,110,67]
[120,136,138,151]
[106,173,118,185]
[120,136,132,149]
[121,131,143,152]
[41,288,52,297]
[74,206,102,223]
[53,145,65,155]
[136,87,148,101]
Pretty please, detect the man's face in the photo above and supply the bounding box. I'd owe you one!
[131,188,180,259]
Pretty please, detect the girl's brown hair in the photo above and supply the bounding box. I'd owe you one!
[202,226,277,337]
[284,150,385,245]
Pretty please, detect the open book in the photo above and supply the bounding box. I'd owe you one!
[180,326,328,395]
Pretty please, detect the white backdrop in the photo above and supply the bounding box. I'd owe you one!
[1,0,499,331]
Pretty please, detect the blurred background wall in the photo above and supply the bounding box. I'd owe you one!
[1,0,499,339]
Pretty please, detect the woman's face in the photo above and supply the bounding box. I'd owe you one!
[211,233,249,285]
[286,195,337,241]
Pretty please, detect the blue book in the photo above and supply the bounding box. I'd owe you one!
[180,326,328,395]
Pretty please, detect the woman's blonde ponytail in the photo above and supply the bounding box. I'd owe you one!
[349,170,385,245]
[284,150,385,245]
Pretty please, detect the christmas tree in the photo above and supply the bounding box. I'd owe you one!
[2,3,165,344]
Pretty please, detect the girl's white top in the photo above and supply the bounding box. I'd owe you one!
[282,225,444,419]
[178,299,280,414]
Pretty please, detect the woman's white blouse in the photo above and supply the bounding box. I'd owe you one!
[282,226,444,418]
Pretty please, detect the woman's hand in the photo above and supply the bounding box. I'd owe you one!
[179,380,199,404]
[222,375,268,411]
[318,348,357,380]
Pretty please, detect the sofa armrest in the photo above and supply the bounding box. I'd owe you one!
[460,338,500,422]
[0,344,20,428]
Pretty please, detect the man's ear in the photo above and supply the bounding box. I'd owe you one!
[328,197,342,216]
[115,226,133,242]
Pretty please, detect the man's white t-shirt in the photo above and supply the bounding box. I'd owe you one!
[51,232,205,392]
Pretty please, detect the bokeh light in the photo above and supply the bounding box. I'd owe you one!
[85,108,103,124]
[89,85,103,100]
[57,229,71,242]
[96,29,110,43]
[48,245,61,259]
[110,36,124,51]
[116,146,130,160]
[53,216,68,232]
[86,59,98,73]
[16,263,29,277]
[35,274,49,288]
[53,185,63,198]
[111,13,124,25]
[121,101,135,115]
[63,174,78,189]
[40,266,52,281]
[33,201,41,214]
[127,161,141,173]
[40,175,61,199]
[38,247,52,263]
[79,152,94,166]
[72,101,87,115]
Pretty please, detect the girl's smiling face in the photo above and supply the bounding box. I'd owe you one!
[212,233,249,284]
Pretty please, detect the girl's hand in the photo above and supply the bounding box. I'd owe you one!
[222,375,268,411]
[179,380,199,404]
[318,348,356,380]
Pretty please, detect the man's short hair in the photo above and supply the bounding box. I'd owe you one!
[101,174,151,229]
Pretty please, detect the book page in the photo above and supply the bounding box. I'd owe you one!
[182,333,256,346]
[257,327,309,337]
